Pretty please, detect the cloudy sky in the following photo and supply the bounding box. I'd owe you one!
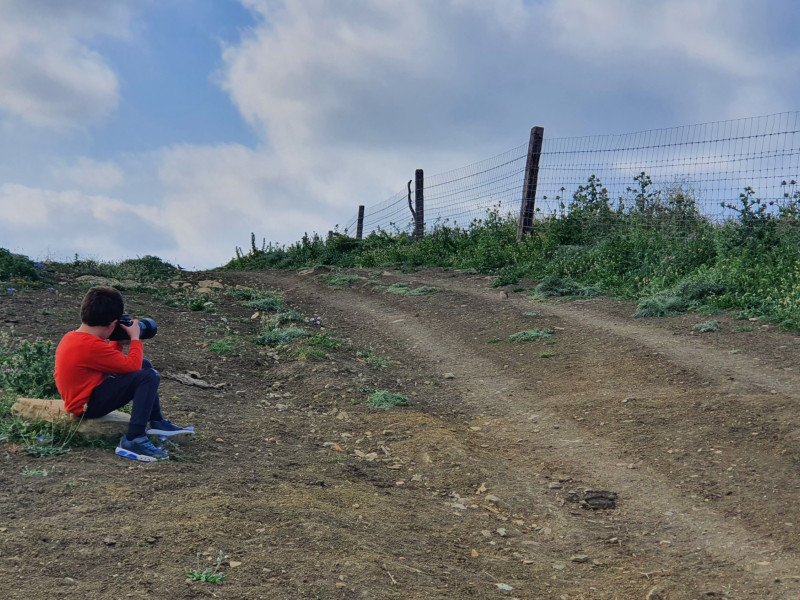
[1,0,798,269]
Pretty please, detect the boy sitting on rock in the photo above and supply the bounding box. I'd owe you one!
[54,286,193,462]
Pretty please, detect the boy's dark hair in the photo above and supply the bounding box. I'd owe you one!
[81,286,124,326]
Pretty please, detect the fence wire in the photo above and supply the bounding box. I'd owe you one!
[344,112,800,236]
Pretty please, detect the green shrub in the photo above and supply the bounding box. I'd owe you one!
[367,391,411,409]
[0,249,38,281]
[245,295,286,312]
[0,334,58,398]
[509,329,554,342]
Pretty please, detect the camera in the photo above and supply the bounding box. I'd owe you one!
[108,313,158,342]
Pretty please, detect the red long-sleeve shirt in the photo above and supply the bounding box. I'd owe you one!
[54,331,144,415]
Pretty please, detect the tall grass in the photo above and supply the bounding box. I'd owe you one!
[226,174,800,328]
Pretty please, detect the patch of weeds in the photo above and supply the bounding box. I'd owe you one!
[20,466,48,477]
[534,276,599,298]
[733,325,754,332]
[406,286,440,296]
[265,310,305,329]
[0,333,58,398]
[319,273,364,286]
[692,320,720,332]
[385,283,440,296]
[487,338,501,344]
[207,339,237,356]
[355,349,392,367]
[545,340,557,345]
[239,290,286,313]
[509,329,554,342]
[539,352,555,358]
[254,327,308,347]
[186,551,225,584]
[635,279,724,318]
[492,273,519,287]
[367,390,411,409]
[307,333,343,349]
[385,282,410,294]
[511,286,527,293]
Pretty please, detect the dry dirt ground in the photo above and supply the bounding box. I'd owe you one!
[2,267,800,600]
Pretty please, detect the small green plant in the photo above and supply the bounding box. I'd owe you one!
[534,276,599,298]
[186,551,226,584]
[509,329,554,342]
[307,333,343,349]
[265,310,305,330]
[385,283,440,296]
[244,293,286,313]
[367,391,411,409]
[692,320,720,332]
[20,466,48,477]
[539,352,555,358]
[635,279,724,318]
[487,338,500,344]
[355,349,392,367]
[207,339,237,355]
[254,327,308,347]
[319,273,364,286]
[733,325,754,332]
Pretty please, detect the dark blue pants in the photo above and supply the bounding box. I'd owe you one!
[86,359,164,439]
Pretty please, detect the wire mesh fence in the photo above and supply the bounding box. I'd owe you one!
[344,111,800,237]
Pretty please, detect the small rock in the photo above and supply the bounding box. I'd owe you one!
[102,536,116,546]
[215,438,224,443]
[443,373,455,379]
[64,577,77,585]
[497,528,508,537]
[485,494,502,504]
[548,482,562,489]
[495,583,513,591]
[570,554,589,563]
[471,549,479,557]
[229,561,242,568]
[335,582,347,589]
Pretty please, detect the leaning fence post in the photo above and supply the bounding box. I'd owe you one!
[517,126,545,242]
[356,205,365,240]
[414,168,424,238]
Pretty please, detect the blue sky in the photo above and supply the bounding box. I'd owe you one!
[1,0,799,269]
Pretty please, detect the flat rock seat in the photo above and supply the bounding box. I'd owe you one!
[11,397,129,439]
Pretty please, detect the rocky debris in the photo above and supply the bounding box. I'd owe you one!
[196,280,225,293]
[75,275,140,288]
[581,490,618,510]
[165,371,225,389]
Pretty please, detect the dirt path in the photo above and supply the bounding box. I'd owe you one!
[2,268,800,599]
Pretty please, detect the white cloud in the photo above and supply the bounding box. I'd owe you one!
[52,157,125,191]
[0,183,174,261]
[0,1,133,128]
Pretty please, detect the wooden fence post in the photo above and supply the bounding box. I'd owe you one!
[356,205,365,240]
[517,126,544,242]
[414,168,424,239]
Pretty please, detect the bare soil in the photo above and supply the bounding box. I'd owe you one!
[2,267,800,599]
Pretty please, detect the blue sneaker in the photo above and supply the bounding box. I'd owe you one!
[146,418,195,443]
[115,435,168,462]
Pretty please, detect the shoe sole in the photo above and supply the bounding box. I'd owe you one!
[145,429,195,443]
[115,446,167,462]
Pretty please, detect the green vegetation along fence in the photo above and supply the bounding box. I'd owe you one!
[344,112,800,237]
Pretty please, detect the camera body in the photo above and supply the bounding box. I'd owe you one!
[108,313,158,342]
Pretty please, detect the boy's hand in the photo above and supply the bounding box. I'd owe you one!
[120,319,141,341]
